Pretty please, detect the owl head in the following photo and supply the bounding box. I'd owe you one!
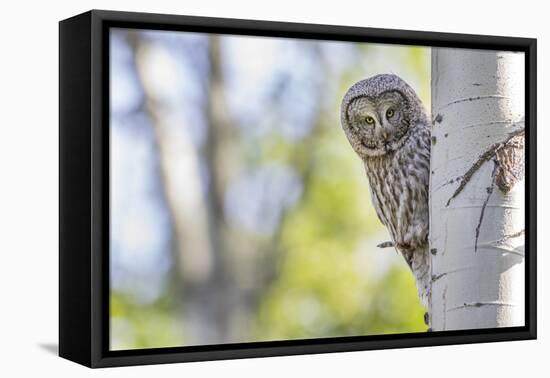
[340,74,428,159]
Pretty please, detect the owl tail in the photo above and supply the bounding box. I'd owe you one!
[403,244,430,308]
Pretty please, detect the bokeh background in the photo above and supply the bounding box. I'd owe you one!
[110,28,430,350]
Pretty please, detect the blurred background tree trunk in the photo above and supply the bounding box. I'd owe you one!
[125,32,330,344]
[127,33,232,343]
[429,48,525,330]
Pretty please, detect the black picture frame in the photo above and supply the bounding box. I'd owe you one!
[59,9,537,368]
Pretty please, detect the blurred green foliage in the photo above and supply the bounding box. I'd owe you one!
[110,33,430,350]
[111,292,184,350]
[253,125,426,341]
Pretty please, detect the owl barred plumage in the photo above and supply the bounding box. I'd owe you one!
[340,74,431,305]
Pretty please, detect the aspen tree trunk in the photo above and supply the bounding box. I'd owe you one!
[429,48,525,330]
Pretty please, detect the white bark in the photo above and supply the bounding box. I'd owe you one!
[429,48,525,330]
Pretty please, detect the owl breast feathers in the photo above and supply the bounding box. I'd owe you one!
[340,74,431,304]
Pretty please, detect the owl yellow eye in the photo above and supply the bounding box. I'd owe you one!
[365,116,375,125]
[386,109,394,118]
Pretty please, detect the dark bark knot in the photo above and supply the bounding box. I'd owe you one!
[445,128,525,252]
[446,128,525,207]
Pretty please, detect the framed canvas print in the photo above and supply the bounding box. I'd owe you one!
[59,10,536,368]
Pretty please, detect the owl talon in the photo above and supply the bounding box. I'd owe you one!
[396,242,412,252]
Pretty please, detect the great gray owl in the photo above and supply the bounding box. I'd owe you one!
[340,74,431,306]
